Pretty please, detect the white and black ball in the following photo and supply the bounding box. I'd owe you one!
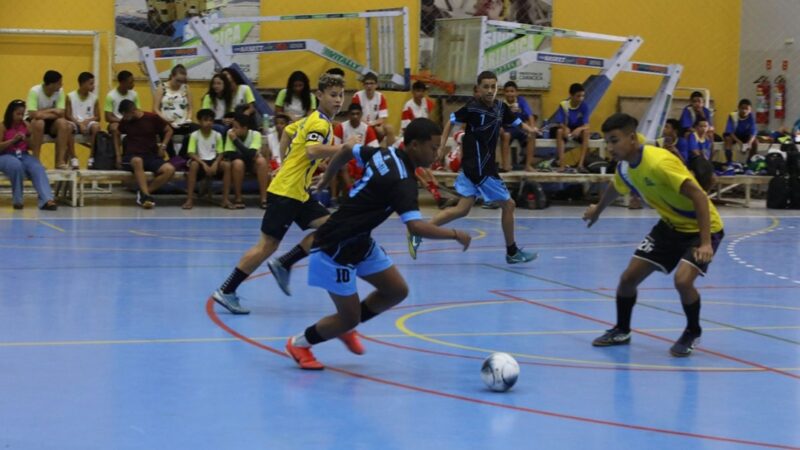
[481,352,520,392]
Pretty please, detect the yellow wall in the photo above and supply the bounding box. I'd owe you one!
[547,0,741,133]
[261,1,420,131]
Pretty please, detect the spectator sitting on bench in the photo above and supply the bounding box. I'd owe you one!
[221,67,257,128]
[224,113,270,209]
[275,70,317,122]
[154,64,199,163]
[500,81,539,172]
[66,71,100,170]
[118,99,176,209]
[679,91,713,139]
[550,82,591,172]
[658,118,688,163]
[183,109,228,210]
[201,73,234,135]
[104,71,140,163]
[686,117,715,191]
[26,70,72,169]
[351,72,393,143]
[0,99,57,210]
[723,98,757,165]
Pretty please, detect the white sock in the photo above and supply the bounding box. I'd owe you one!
[292,334,311,348]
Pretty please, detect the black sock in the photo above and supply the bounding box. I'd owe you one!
[304,324,327,345]
[616,294,637,333]
[682,296,702,334]
[360,302,379,323]
[277,245,308,269]
[724,149,732,164]
[507,243,519,256]
[220,267,249,294]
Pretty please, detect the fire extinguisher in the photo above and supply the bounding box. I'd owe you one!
[774,75,786,120]
[754,76,771,125]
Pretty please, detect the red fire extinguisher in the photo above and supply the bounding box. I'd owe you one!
[754,75,771,125]
[774,75,786,120]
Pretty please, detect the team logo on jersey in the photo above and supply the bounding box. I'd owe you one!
[307,132,324,143]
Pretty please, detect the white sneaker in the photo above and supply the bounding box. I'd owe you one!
[70,158,80,170]
[87,157,94,169]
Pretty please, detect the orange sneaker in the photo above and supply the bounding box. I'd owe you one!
[285,338,324,370]
[338,330,365,355]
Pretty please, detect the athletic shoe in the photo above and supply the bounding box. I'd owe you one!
[506,248,538,264]
[408,233,422,260]
[136,191,155,209]
[70,158,80,170]
[669,328,701,357]
[87,157,94,169]
[592,327,632,346]
[338,330,365,355]
[286,338,324,370]
[267,258,291,296]
[211,289,251,315]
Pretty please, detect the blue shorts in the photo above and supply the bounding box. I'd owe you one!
[308,240,393,296]
[455,172,511,203]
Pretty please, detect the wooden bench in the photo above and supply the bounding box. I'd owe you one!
[76,170,186,206]
[709,175,772,207]
[0,169,78,207]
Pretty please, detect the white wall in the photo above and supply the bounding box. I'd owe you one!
[740,0,800,131]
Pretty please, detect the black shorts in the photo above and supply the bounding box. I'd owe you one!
[26,118,59,138]
[548,126,584,143]
[260,193,330,240]
[225,148,258,172]
[121,153,166,173]
[633,220,725,275]
[192,159,221,180]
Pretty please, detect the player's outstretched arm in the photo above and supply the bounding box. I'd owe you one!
[406,220,471,251]
[314,143,354,191]
[583,183,619,228]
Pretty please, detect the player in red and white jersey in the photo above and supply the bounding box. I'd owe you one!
[350,72,391,142]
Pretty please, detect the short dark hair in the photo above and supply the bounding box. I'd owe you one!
[412,80,427,91]
[43,70,62,85]
[403,118,442,146]
[347,103,363,113]
[326,68,346,77]
[361,72,378,83]
[665,118,682,131]
[196,109,215,121]
[233,112,251,128]
[476,71,497,85]
[78,72,94,85]
[693,116,709,126]
[569,83,584,95]
[601,113,638,134]
[504,81,518,89]
[118,99,136,115]
[223,111,236,119]
[690,91,704,100]
[117,71,134,83]
[738,98,752,107]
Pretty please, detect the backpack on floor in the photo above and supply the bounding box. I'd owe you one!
[781,142,800,176]
[765,152,787,176]
[91,131,116,170]
[516,180,548,209]
[767,175,790,209]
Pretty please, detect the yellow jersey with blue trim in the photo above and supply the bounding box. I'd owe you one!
[613,145,723,233]
[267,110,333,202]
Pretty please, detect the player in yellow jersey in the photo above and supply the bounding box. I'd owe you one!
[211,73,356,314]
[583,113,725,356]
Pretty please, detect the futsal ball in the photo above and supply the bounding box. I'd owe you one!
[481,352,520,392]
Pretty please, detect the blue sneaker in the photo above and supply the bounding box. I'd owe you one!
[211,289,250,315]
[506,248,538,264]
[408,233,422,260]
[267,258,291,296]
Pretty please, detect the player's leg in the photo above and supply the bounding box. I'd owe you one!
[267,199,331,296]
[53,118,72,169]
[231,158,245,208]
[500,129,512,172]
[220,160,233,209]
[525,133,536,172]
[723,133,735,165]
[183,160,200,209]
[555,126,566,171]
[577,128,590,171]
[29,119,45,160]
[592,257,657,346]
[473,176,536,263]
[253,154,269,208]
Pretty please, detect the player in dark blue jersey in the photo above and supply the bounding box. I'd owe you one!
[408,71,538,264]
[284,118,472,370]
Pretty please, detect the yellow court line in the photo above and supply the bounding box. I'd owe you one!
[37,220,65,233]
[394,301,800,371]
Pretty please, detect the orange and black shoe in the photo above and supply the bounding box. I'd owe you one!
[285,338,324,370]
[338,330,365,355]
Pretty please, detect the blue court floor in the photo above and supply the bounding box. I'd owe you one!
[1,203,799,449]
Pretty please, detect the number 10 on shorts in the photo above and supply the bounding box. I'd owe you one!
[336,268,351,283]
